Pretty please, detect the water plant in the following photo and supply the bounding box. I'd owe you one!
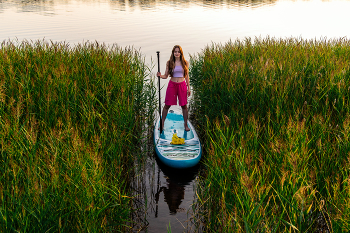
[190,37,350,232]
[0,39,156,232]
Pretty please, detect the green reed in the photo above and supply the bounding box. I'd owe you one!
[190,37,350,232]
[0,40,156,232]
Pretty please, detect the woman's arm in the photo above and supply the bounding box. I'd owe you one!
[157,61,170,79]
[185,60,191,97]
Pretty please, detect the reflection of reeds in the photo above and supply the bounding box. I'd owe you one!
[0,40,156,232]
[190,37,350,232]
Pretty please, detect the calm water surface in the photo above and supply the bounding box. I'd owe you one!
[132,155,201,232]
[1,0,350,70]
[1,0,350,231]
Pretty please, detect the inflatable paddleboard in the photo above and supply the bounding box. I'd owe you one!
[154,110,202,169]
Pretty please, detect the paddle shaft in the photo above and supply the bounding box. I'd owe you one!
[156,51,162,133]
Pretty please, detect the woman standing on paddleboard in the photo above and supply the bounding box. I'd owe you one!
[157,45,191,131]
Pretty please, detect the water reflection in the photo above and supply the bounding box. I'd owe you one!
[1,0,56,15]
[154,156,199,215]
[139,0,157,10]
[0,0,278,14]
[155,176,185,215]
[107,0,278,10]
[131,146,200,232]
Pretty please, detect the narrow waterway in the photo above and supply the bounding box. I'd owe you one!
[132,154,201,232]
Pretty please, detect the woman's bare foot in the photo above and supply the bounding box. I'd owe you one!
[184,124,190,131]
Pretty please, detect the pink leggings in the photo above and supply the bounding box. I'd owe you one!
[165,80,187,106]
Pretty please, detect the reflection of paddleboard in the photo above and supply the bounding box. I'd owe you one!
[154,110,202,169]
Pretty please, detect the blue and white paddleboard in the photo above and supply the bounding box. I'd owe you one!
[154,110,202,169]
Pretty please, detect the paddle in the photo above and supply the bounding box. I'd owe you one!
[157,51,163,133]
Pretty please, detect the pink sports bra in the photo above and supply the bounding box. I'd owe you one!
[173,65,184,78]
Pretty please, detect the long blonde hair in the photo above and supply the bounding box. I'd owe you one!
[167,45,188,78]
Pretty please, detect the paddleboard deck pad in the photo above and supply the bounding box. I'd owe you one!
[154,110,202,169]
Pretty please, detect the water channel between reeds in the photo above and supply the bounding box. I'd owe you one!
[128,99,202,232]
[131,150,202,232]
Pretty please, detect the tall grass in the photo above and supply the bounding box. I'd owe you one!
[0,40,156,232]
[190,37,350,232]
